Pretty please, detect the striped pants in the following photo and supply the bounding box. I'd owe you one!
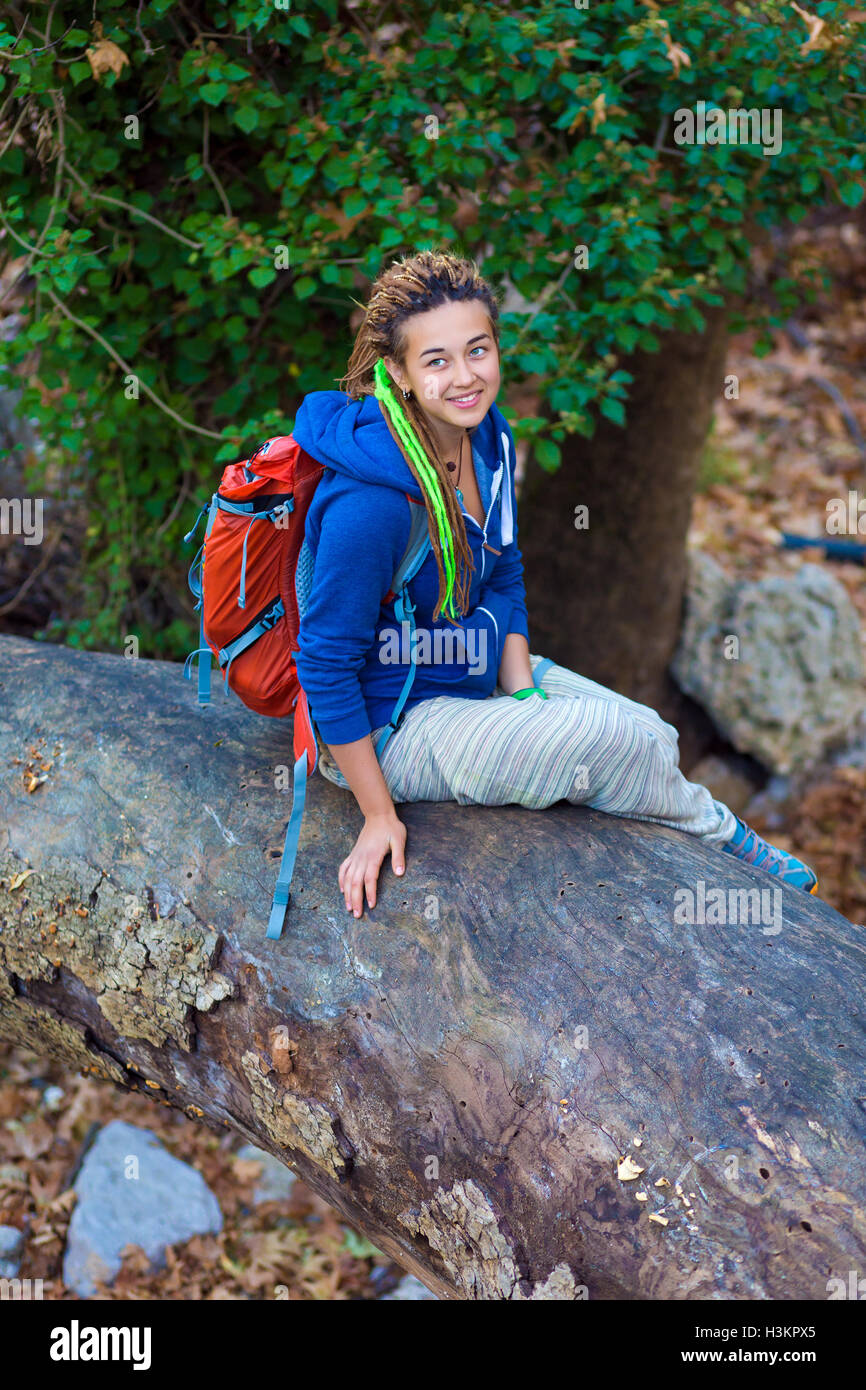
[317,652,738,847]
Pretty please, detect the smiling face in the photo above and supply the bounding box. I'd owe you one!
[384,298,501,454]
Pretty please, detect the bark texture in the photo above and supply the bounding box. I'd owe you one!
[518,306,730,716]
[1,633,864,1301]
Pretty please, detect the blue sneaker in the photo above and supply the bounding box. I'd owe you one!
[721,815,818,894]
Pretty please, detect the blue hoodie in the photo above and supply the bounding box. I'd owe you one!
[291,391,530,746]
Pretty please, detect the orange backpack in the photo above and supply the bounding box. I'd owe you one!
[183,435,431,941]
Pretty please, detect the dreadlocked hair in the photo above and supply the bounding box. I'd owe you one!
[338,249,501,624]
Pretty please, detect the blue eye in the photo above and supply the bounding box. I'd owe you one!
[426,344,488,369]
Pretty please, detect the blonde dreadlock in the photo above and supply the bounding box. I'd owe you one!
[339,249,501,624]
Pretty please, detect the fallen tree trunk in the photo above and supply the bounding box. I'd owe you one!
[1,632,864,1300]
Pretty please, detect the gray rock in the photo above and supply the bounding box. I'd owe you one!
[672,552,866,774]
[743,775,795,832]
[0,1224,23,1279]
[62,1120,222,1297]
[829,712,866,768]
[686,754,763,816]
[235,1143,297,1205]
[381,1272,440,1300]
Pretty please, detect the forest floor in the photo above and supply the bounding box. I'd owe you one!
[690,214,866,927]
[0,1042,404,1300]
[1,215,865,1299]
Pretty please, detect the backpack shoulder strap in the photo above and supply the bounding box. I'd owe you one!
[374,494,433,760]
[383,492,431,603]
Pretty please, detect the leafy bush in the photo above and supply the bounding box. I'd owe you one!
[0,0,863,654]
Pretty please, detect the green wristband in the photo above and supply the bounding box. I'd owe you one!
[510,687,548,700]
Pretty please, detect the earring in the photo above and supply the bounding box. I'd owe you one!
[401,387,411,399]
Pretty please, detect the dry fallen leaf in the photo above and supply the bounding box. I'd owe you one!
[790,1,830,52]
[659,18,691,77]
[664,41,691,77]
[86,38,130,82]
[9,870,36,890]
[648,1212,669,1227]
[635,1191,649,1202]
[590,92,607,133]
[655,1177,670,1188]
[617,1155,645,1181]
[233,1158,266,1184]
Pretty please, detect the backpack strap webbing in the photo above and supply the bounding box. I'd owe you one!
[267,493,432,942]
[373,493,431,760]
[266,686,317,941]
[183,494,219,706]
[532,657,554,691]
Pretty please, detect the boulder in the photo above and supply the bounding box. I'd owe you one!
[0,1224,23,1279]
[235,1143,298,1206]
[672,551,866,774]
[62,1120,222,1297]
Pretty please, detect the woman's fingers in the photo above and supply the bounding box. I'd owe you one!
[338,857,351,895]
[342,857,382,916]
[338,821,408,916]
[390,832,406,876]
[351,866,368,917]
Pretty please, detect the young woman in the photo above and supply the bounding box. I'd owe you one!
[292,250,818,918]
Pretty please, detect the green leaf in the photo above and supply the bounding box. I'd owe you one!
[839,180,864,208]
[340,1226,381,1260]
[614,323,639,352]
[534,438,561,471]
[599,396,626,427]
[200,83,229,106]
[293,276,317,299]
[343,190,369,218]
[513,71,536,101]
[248,266,277,288]
[233,104,259,133]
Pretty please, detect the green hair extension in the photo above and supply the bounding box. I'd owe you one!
[373,356,461,621]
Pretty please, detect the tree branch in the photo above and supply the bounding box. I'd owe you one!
[64,162,204,250]
[44,287,227,441]
[202,107,233,220]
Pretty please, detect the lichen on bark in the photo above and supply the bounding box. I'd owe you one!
[0,985,128,1086]
[398,1177,582,1300]
[0,852,234,1050]
[241,1050,355,1182]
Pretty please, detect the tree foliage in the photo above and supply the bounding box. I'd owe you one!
[0,0,863,654]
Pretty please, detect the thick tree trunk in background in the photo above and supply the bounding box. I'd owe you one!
[518,306,730,727]
[1,635,865,1301]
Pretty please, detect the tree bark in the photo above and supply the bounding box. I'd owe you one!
[1,633,864,1301]
[518,306,730,720]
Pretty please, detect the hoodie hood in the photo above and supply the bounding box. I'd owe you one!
[292,390,508,499]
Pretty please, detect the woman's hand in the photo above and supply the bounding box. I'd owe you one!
[339,811,407,917]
